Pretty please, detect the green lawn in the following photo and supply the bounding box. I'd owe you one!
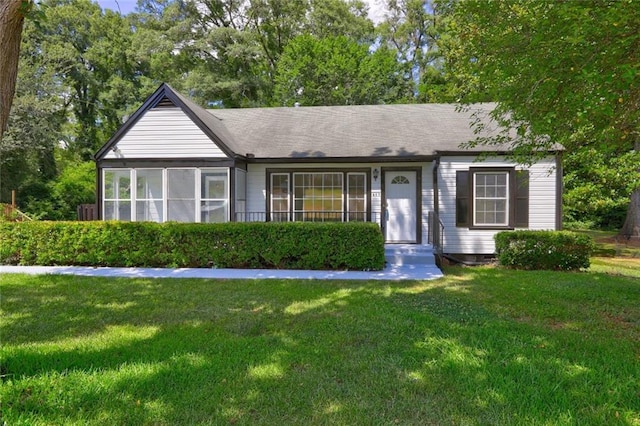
[1,266,639,425]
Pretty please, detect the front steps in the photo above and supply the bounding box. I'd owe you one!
[385,244,437,266]
[383,244,443,279]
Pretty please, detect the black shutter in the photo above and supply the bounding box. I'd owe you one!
[456,171,470,227]
[514,170,529,228]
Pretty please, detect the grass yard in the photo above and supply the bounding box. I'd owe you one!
[1,264,639,425]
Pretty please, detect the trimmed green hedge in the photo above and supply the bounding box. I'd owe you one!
[0,221,385,270]
[495,230,595,271]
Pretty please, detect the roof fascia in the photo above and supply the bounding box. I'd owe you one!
[162,89,241,159]
[95,83,170,160]
[247,155,436,164]
[435,150,560,156]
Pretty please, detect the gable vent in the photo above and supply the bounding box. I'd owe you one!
[154,96,176,108]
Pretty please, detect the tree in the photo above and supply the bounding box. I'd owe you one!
[0,0,32,140]
[449,0,640,236]
[33,0,145,159]
[273,34,409,106]
[378,0,459,102]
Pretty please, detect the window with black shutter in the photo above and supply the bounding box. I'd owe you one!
[455,168,529,229]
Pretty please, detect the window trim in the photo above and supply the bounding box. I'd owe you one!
[472,170,509,227]
[266,168,371,222]
[467,167,518,230]
[103,168,132,221]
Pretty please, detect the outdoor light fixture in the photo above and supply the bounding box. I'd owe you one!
[112,146,120,154]
[373,168,379,181]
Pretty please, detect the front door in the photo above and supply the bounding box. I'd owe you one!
[384,170,418,243]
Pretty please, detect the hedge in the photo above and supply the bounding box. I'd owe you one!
[0,221,385,271]
[495,230,594,271]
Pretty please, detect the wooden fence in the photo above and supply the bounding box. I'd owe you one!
[77,204,98,221]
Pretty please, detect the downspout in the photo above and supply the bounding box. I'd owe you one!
[556,152,563,230]
[94,156,101,220]
[433,155,440,223]
[432,155,442,261]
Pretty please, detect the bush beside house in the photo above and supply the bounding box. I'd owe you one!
[495,230,594,271]
[0,221,385,270]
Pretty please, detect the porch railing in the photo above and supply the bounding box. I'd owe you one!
[235,211,383,225]
[428,211,444,256]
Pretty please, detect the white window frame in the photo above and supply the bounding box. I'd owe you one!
[200,168,230,223]
[135,168,164,222]
[103,169,132,221]
[103,167,230,223]
[473,171,510,227]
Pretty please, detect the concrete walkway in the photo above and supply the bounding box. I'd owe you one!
[0,263,443,281]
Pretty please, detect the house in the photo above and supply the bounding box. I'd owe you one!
[95,83,562,262]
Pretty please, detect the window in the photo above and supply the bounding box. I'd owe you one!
[268,170,368,222]
[167,169,196,222]
[271,173,290,222]
[347,173,366,221]
[102,167,229,223]
[104,170,131,220]
[201,169,228,223]
[456,168,529,229]
[294,172,343,221]
[136,169,163,222]
[473,172,508,226]
[391,175,410,184]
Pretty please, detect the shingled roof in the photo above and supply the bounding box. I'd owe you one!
[97,84,544,162]
[210,103,510,160]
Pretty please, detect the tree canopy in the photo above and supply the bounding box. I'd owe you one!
[448,0,640,235]
[2,0,638,235]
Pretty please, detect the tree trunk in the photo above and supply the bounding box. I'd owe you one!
[620,141,640,238]
[0,0,29,139]
[620,189,640,238]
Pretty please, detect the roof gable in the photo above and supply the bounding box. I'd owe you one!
[95,84,240,161]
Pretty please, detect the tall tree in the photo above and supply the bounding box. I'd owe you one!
[450,0,640,236]
[273,34,409,106]
[0,0,33,140]
[378,0,458,102]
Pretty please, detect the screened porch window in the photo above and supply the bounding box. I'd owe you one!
[102,168,229,223]
[167,169,196,222]
[136,169,163,222]
[201,169,228,223]
[104,170,131,221]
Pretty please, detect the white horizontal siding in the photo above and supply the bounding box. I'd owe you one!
[438,156,557,254]
[104,108,228,159]
[246,162,434,243]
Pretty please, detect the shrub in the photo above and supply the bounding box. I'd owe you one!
[0,221,385,271]
[495,230,595,271]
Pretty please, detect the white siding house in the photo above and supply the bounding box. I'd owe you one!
[95,84,562,260]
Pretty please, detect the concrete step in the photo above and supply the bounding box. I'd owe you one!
[384,244,436,266]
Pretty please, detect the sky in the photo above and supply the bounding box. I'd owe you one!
[95,0,387,24]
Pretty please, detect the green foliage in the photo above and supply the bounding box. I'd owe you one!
[274,34,410,106]
[448,0,640,235]
[563,148,640,230]
[378,0,458,102]
[495,230,594,271]
[0,221,385,270]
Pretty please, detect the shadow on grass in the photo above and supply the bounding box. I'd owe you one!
[1,271,639,425]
